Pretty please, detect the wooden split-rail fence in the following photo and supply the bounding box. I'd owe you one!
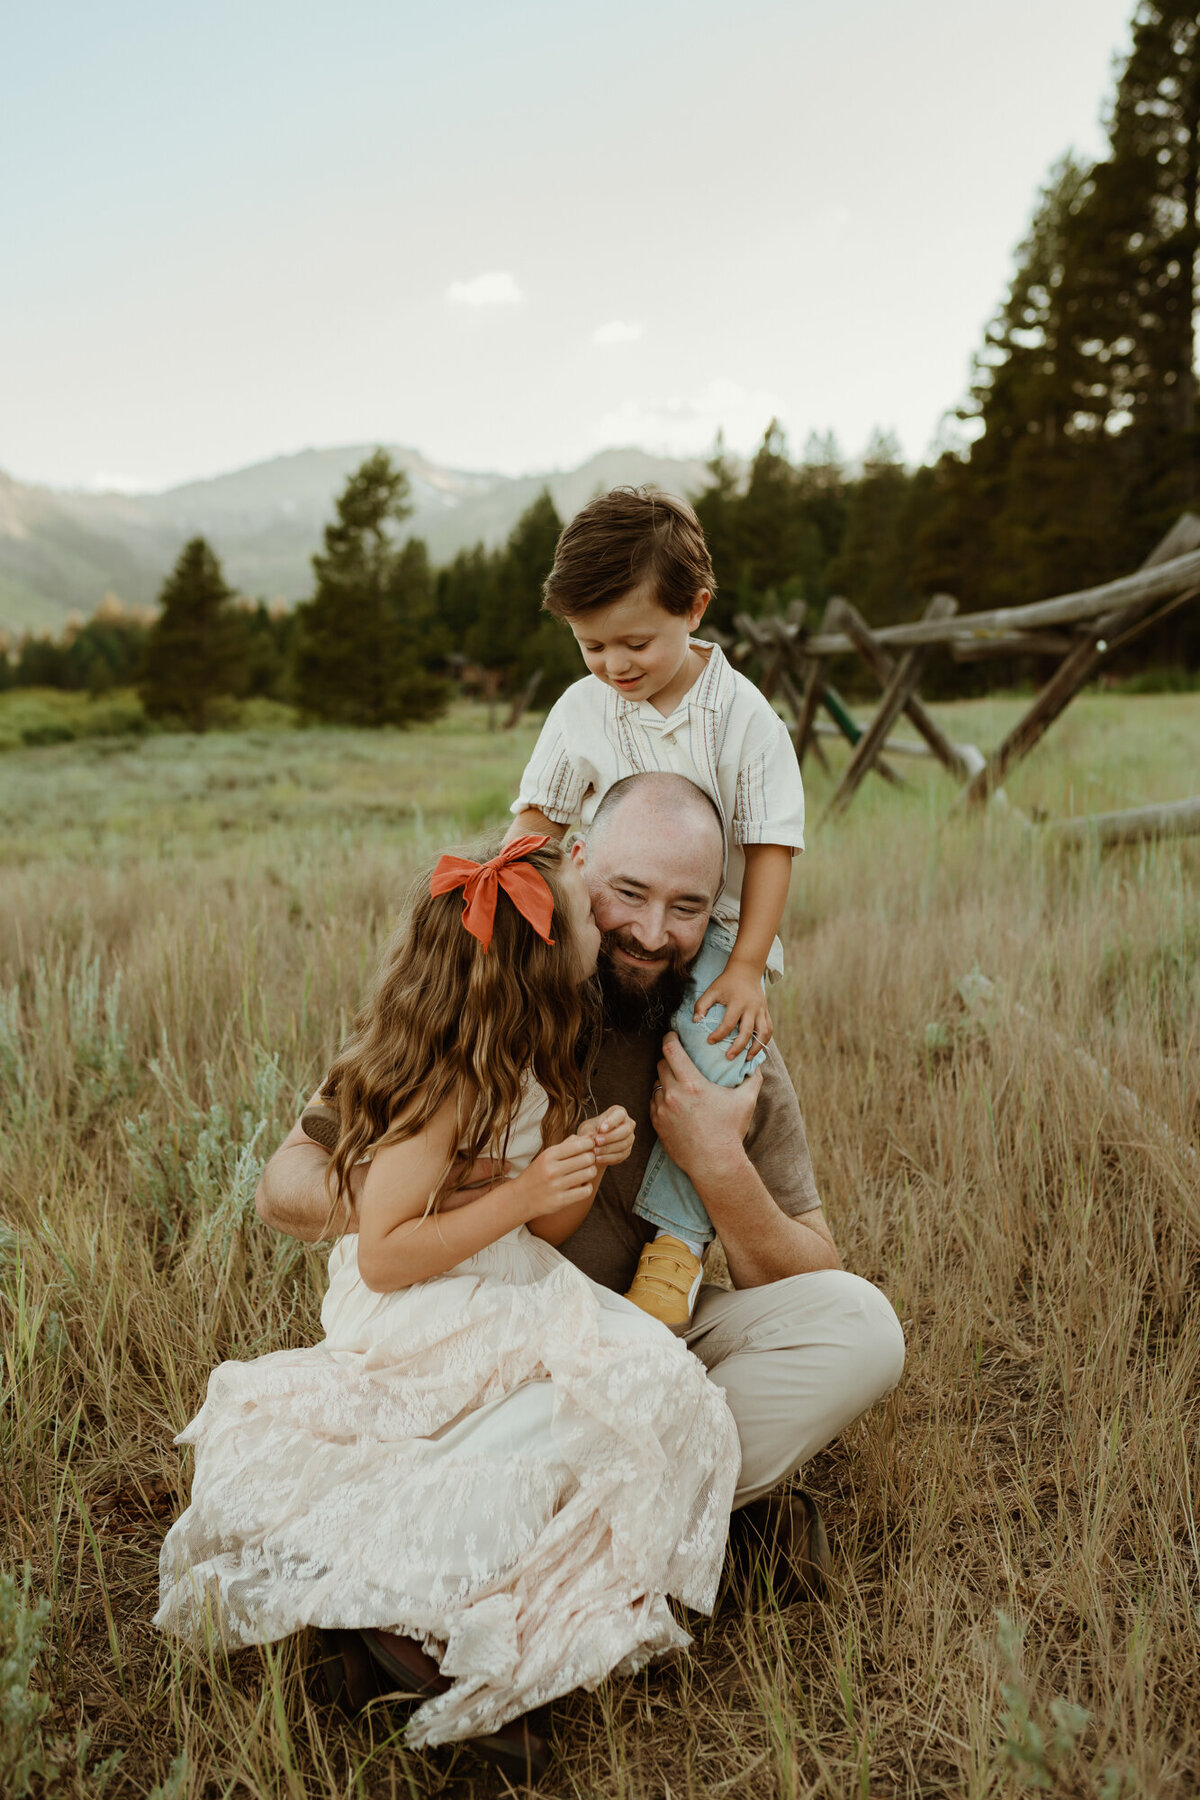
[713,510,1200,839]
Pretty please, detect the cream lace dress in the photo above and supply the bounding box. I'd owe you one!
[155,1079,741,1747]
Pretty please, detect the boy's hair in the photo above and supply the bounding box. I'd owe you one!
[323,837,596,1215]
[543,487,717,619]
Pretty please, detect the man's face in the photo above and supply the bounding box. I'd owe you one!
[571,802,720,1014]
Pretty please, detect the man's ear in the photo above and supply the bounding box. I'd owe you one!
[569,836,586,869]
[689,589,711,630]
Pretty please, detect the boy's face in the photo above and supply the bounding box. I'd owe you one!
[568,582,709,708]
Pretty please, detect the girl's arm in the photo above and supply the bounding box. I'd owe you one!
[503,807,569,846]
[526,1105,635,1246]
[357,1095,598,1291]
[693,843,794,1059]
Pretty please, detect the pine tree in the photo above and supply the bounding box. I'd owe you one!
[926,5,1200,612]
[825,432,916,626]
[139,537,247,730]
[691,435,743,625]
[1065,6,1198,447]
[467,491,571,697]
[292,451,448,726]
[436,544,498,646]
[735,421,823,613]
[794,432,849,575]
[241,601,294,700]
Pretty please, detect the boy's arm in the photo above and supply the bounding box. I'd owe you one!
[694,843,793,1059]
[504,807,569,845]
[506,700,590,846]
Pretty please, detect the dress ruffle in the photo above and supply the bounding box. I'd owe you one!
[155,1228,739,1746]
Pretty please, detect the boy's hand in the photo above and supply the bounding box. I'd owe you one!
[579,1105,635,1167]
[518,1135,598,1218]
[694,960,772,1061]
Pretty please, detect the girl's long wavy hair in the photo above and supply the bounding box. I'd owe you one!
[323,837,597,1216]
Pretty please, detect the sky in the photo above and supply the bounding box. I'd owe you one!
[1,0,1135,493]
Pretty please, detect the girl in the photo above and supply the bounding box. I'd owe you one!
[155,835,739,1755]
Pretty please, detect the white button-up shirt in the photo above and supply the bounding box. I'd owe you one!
[513,642,804,965]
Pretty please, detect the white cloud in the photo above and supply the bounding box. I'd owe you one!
[446,271,523,307]
[592,319,644,346]
[589,377,785,458]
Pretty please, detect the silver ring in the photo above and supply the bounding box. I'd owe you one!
[652,1082,663,1095]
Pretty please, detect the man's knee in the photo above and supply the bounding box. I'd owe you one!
[700,1270,905,1508]
[827,1270,906,1404]
[750,1268,905,1404]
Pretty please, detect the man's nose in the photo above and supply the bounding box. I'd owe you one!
[629,905,668,951]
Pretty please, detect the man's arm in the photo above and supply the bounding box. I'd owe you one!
[650,1032,841,1289]
[255,1101,361,1243]
[256,1106,517,1246]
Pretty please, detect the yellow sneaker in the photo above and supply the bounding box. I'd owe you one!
[624,1234,704,1327]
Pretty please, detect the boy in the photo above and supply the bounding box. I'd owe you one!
[507,487,805,1326]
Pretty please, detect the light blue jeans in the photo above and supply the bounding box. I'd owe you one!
[631,919,766,1247]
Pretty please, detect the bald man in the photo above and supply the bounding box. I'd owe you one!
[257,774,904,1606]
[555,775,904,1550]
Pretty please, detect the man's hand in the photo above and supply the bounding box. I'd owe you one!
[649,1033,840,1288]
[650,1031,763,1181]
[693,958,772,1060]
[515,1136,599,1218]
[578,1105,635,1167]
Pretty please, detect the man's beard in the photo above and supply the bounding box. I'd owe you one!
[596,928,693,1034]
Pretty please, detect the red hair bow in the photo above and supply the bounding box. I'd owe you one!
[429,835,556,953]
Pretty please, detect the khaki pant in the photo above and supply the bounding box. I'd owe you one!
[683,1270,905,1508]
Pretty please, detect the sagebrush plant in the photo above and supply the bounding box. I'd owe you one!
[0,1566,121,1797]
[0,695,1196,1797]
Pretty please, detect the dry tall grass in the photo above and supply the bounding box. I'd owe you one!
[1,697,1197,1799]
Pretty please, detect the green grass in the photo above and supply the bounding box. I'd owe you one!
[0,699,537,868]
[1,693,1197,1798]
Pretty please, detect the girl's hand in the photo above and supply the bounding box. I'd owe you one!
[518,1135,598,1219]
[694,961,772,1061]
[579,1105,636,1167]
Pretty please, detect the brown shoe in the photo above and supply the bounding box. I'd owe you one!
[360,1627,450,1699]
[316,1628,389,1713]
[300,1101,339,1152]
[729,1490,832,1603]
[471,1714,552,1783]
[340,1630,552,1780]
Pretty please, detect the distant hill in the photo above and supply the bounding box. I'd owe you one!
[0,445,717,636]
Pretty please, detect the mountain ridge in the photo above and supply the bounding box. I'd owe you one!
[0,445,718,637]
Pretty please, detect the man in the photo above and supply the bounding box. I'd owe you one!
[256,771,904,1769]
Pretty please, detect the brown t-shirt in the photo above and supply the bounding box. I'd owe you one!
[557,1030,822,1293]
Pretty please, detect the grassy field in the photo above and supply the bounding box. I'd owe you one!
[1,695,1197,1799]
